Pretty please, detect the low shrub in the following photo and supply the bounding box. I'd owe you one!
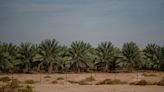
[67,80,78,84]
[51,80,57,84]
[130,79,148,85]
[67,80,89,85]
[157,78,164,86]
[78,81,89,85]
[0,79,34,92]
[21,85,33,92]
[44,76,51,78]
[0,76,11,82]
[24,80,36,84]
[56,77,64,80]
[81,76,96,82]
[96,79,126,85]
[142,73,157,77]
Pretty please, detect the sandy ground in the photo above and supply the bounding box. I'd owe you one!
[0,72,164,92]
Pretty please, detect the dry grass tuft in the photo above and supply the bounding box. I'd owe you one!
[24,79,37,84]
[56,77,64,80]
[67,76,96,85]
[51,80,57,84]
[81,76,96,82]
[129,79,152,85]
[0,76,11,82]
[44,76,51,78]
[96,79,126,85]
[67,80,78,84]
[142,73,157,77]
[157,78,164,86]
[67,80,90,85]
[0,78,34,92]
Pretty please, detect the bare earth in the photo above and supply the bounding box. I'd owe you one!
[0,72,164,92]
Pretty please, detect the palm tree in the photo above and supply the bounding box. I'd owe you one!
[122,41,141,71]
[68,41,92,73]
[38,39,61,73]
[160,46,164,70]
[0,42,18,73]
[57,46,70,73]
[0,42,6,72]
[109,47,123,72]
[17,42,37,73]
[96,41,115,72]
[144,43,164,70]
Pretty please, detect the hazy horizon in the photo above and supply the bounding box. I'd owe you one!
[0,0,164,48]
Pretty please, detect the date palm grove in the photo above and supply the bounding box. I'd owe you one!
[0,39,164,73]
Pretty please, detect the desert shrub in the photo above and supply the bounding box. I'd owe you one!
[56,77,64,80]
[96,79,126,85]
[51,80,57,84]
[96,79,112,85]
[0,79,34,92]
[130,79,148,85]
[67,80,89,85]
[67,76,95,85]
[81,76,96,82]
[142,73,157,77]
[67,80,78,84]
[157,78,164,86]
[112,79,126,84]
[24,80,36,84]
[0,80,21,92]
[0,76,11,82]
[44,76,51,78]
[21,85,33,92]
[78,81,89,85]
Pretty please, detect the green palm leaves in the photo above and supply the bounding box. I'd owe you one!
[18,42,37,73]
[0,40,164,73]
[69,41,91,72]
[0,42,17,72]
[39,39,61,73]
[144,43,164,70]
[96,41,114,72]
[122,42,141,70]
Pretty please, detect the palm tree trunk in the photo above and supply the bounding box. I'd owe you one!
[25,64,29,73]
[37,64,40,72]
[77,58,80,73]
[105,61,109,72]
[48,62,53,73]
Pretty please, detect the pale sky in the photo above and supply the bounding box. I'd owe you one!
[0,0,164,48]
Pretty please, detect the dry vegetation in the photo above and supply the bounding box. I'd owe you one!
[0,72,164,92]
[96,79,126,85]
[0,78,34,92]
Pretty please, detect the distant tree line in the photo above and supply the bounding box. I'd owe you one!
[0,39,164,73]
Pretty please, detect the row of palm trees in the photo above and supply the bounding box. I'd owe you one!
[0,39,164,73]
